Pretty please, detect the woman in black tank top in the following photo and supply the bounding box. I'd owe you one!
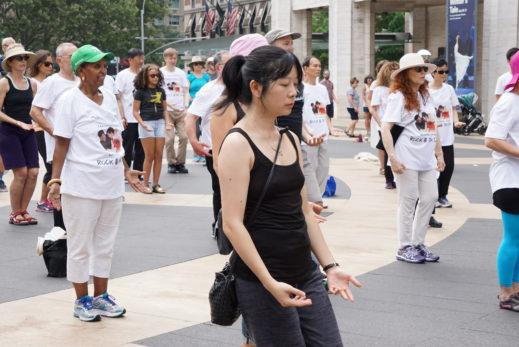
[217,46,361,346]
[0,44,40,226]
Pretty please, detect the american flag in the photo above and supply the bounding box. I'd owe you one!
[203,0,215,36]
[226,0,239,36]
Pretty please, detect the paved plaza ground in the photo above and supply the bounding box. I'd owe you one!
[0,117,515,346]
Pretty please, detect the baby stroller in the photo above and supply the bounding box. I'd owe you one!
[456,93,487,135]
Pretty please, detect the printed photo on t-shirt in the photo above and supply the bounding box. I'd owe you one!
[311,101,327,117]
[166,81,181,93]
[414,112,436,133]
[97,127,122,153]
[434,105,452,129]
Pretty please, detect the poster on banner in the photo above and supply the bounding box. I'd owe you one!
[446,0,477,95]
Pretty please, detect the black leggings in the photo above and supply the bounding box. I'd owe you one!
[122,123,144,171]
[204,151,221,229]
[35,131,52,184]
[384,150,394,183]
[438,145,454,198]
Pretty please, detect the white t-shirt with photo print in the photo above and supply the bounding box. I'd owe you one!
[160,66,189,111]
[302,82,330,143]
[54,87,125,200]
[429,83,460,146]
[486,92,519,193]
[383,91,438,171]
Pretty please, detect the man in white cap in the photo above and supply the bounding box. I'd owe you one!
[265,28,301,53]
[418,49,434,83]
[205,56,217,80]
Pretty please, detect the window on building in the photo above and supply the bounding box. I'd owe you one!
[170,0,179,8]
[170,15,180,25]
[191,0,195,8]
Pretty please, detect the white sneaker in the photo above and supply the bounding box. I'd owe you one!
[92,293,126,317]
[74,296,101,322]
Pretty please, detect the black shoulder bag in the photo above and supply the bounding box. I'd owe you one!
[215,128,287,255]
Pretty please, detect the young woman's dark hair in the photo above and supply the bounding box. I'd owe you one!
[29,50,52,77]
[215,45,302,111]
[431,57,448,68]
[133,64,163,90]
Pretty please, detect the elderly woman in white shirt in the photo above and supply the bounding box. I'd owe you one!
[48,45,146,322]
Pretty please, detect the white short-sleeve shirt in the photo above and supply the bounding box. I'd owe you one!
[429,83,460,146]
[371,85,390,131]
[383,91,438,171]
[160,66,189,111]
[485,92,519,193]
[495,71,512,96]
[31,74,80,162]
[115,68,137,123]
[53,87,125,200]
[187,80,225,149]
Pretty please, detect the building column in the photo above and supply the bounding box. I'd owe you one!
[291,10,312,60]
[405,7,427,54]
[481,0,519,118]
[329,0,373,119]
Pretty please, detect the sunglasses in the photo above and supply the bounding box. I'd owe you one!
[192,62,203,66]
[12,55,30,62]
[42,61,53,67]
[149,73,160,78]
[413,66,429,73]
[435,70,449,75]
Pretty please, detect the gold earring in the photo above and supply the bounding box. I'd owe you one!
[81,76,85,81]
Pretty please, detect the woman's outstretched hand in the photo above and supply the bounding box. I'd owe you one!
[326,268,362,302]
[266,281,313,308]
[125,170,149,193]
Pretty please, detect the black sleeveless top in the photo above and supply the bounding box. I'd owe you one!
[1,75,33,126]
[228,128,316,285]
[233,100,246,122]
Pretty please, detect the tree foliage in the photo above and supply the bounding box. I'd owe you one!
[375,12,405,65]
[0,0,169,58]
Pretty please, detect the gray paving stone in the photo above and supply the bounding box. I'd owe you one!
[450,164,492,204]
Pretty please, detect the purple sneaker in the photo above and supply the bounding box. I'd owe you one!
[415,244,440,262]
[396,245,425,263]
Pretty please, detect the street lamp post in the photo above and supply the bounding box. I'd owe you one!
[140,0,146,53]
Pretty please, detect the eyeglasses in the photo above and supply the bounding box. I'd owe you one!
[42,62,53,67]
[149,73,159,78]
[12,55,30,62]
[435,70,449,75]
[413,66,429,73]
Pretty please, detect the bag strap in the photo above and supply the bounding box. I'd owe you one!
[247,127,288,223]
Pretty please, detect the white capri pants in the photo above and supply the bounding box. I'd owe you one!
[394,169,438,248]
[302,141,329,203]
[61,194,123,283]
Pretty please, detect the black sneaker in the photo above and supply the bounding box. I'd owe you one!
[498,294,519,312]
[167,165,177,174]
[429,216,443,228]
[175,164,189,174]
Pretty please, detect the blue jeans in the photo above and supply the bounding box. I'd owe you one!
[236,268,343,346]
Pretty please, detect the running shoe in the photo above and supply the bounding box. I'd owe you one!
[193,155,201,162]
[92,293,126,318]
[429,216,443,228]
[498,293,519,312]
[0,180,7,192]
[415,244,440,262]
[396,245,425,263]
[385,182,396,189]
[74,295,101,322]
[436,197,453,208]
[175,164,189,174]
[35,201,54,213]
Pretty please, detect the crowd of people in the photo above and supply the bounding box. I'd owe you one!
[0,27,518,345]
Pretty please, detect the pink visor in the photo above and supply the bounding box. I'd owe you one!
[229,34,269,57]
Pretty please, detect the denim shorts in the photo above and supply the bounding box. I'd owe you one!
[138,119,165,138]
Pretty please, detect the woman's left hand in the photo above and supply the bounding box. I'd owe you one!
[17,121,33,131]
[326,267,362,301]
[436,155,446,172]
[124,170,149,193]
[166,122,173,131]
[454,121,466,128]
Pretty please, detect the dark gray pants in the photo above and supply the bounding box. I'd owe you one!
[236,268,343,347]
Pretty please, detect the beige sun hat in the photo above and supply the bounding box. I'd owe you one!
[391,53,436,79]
[189,55,205,68]
[2,44,37,72]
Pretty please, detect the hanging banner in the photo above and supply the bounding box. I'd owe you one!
[446,0,477,95]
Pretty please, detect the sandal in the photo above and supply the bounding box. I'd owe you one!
[143,185,153,194]
[152,184,165,194]
[22,210,38,225]
[9,211,29,226]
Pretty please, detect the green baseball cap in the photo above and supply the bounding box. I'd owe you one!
[71,44,115,73]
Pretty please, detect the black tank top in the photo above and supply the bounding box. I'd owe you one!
[233,100,246,122]
[228,128,315,285]
[1,75,33,126]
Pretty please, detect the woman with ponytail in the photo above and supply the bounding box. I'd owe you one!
[218,45,360,346]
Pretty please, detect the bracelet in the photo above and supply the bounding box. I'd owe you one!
[323,262,340,273]
[47,178,62,188]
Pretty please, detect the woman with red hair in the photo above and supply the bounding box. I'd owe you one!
[381,53,445,264]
